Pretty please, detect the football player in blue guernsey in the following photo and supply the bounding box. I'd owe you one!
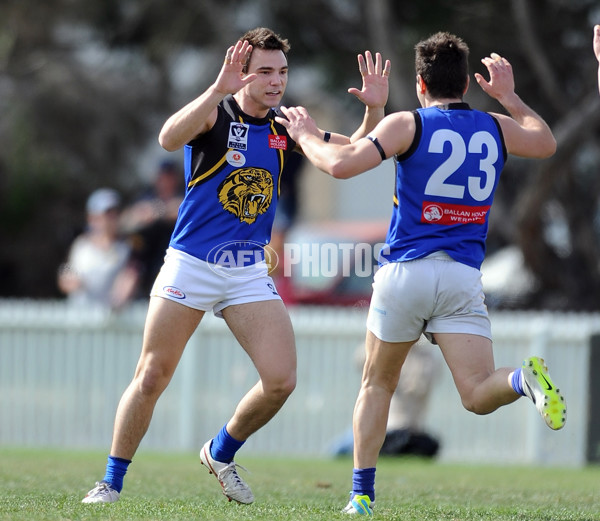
[278,31,565,516]
[82,27,391,505]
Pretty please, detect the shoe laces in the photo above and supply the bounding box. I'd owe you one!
[217,461,249,487]
[90,481,112,495]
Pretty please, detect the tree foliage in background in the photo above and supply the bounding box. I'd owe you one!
[1,0,599,309]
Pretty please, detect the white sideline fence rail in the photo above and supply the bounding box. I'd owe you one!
[0,299,598,467]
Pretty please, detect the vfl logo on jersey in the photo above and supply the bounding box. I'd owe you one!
[228,122,249,150]
[226,150,246,167]
[269,134,287,150]
[218,167,273,224]
[421,201,490,225]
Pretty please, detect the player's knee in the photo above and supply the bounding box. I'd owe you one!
[462,399,480,414]
[264,371,296,401]
[277,372,297,399]
[135,364,172,398]
[461,395,492,415]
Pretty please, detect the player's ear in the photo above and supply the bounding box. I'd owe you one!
[416,75,426,95]
[463,75,470,96]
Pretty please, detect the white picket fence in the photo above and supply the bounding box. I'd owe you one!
[0,299,598,467]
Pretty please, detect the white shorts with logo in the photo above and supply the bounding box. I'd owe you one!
[367,252,491,343]
[150,247,281,318]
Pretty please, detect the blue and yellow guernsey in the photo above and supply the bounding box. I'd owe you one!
[169,94,297,266]
[381,103,507,270]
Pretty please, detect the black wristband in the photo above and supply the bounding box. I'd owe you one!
[367,135,386,161]
[323,131,331,142]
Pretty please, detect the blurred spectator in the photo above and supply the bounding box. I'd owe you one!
[594,25,600,94]
[57,188,140,310]
[120,159,184,295]
[331,336,440,458]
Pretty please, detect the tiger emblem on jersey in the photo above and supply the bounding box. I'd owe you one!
[218,167,274,224]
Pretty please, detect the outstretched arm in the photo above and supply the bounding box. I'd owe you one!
[594,25,600,95]
[276,106,414,179]
[277,105,382,178]
[475,52,556,159]
[158,40,257,151]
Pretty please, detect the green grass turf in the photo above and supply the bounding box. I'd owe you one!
[0,447,598,520]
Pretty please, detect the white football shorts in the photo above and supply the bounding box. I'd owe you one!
[150,247,281,318]
[367,252,491,343]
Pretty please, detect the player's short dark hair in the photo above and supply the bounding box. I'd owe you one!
[415,32,469,99]
[240,27,290,73]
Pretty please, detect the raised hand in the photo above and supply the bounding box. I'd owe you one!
[348,51,391,108]
[214,40,257,95]
[474,52,515,102]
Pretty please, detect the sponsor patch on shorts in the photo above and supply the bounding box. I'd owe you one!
[163,286,186,299]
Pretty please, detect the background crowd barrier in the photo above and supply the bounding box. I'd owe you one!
[1,299,598,466]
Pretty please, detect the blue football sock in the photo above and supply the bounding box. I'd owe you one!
[210,424,245,463]
[511,367,526,396]
[352,467,376,502]
[103,455,131,493]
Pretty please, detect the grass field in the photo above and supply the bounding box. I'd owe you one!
[0,448,598,521]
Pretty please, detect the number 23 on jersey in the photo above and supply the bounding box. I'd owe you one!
[421,128,499,225]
